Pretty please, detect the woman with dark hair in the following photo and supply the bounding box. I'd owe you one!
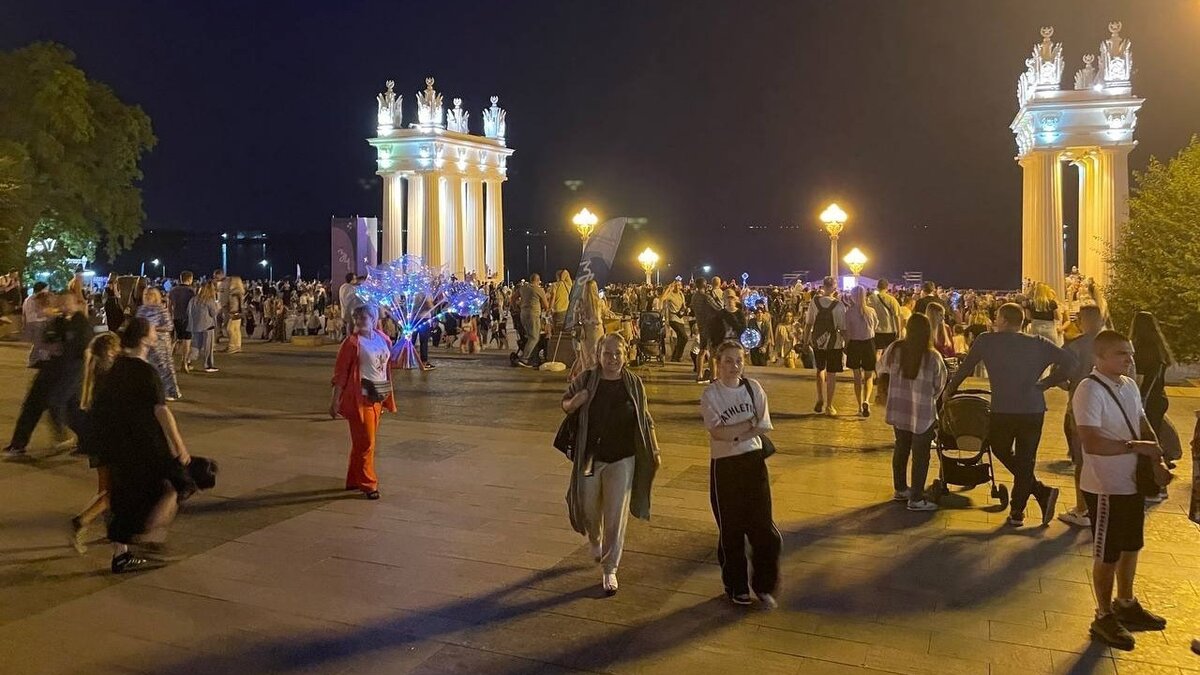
[93,316,190,573]
[879,313,948,511]
[330,304,395,499]
[1129,311,1174,503]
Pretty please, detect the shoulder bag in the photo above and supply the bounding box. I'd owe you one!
[740,378,776,458]
[1084,374,1171,497]
[554,370,591,459]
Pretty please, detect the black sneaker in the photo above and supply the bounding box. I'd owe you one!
[730,593,753,606]
[111,552,155,574]
[861,402,871,418]
[1037,486,1060,526]
[1007,511,1025,527]
[1115,598,1167,631]
[813,401,824,414]
[1090,612,1135,650]
[2,445,26,457]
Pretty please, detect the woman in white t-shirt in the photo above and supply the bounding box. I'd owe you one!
[329,304,396,500]
[700,340,781,609]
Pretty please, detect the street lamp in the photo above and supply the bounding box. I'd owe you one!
[819,203,848,279]
[637,247,659,286]
[843,247,867,279]
[572,207,598,248]
[259,259,273,283]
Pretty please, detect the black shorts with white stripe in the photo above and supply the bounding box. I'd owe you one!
[1084,492,1145,564]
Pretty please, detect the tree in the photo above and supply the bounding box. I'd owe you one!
[0,42,155,282]
[1107,135,1200,363]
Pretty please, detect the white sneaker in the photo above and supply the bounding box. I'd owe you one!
[203,367,219,373]
[1057,509,1091,527]
[758,592,778,609]
[602,572,618,595]
[907,499,938,512]
[589,539,602,562]
[891,490,909,502]
[824,406,838,416]
[1145,490,1167,504]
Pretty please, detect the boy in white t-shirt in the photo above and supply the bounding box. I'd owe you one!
[1072,329,1170,651]
[700,340,780,609]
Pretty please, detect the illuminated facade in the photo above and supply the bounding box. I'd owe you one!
[368,78,514,279]
[1010,23,1142,295]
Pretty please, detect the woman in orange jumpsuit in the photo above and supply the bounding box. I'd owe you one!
[330,304,396,499]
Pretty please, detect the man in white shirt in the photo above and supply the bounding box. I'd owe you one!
[1072,329,1170,650]
[801,276,846,415]
[338,273,362,332]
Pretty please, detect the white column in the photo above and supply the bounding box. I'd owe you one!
[484,179,505,280]
[1020,151,1065,296]
[1076,154,1100,283]
[405,174,424,260]
[441,175,464,275]
[1088,145,1133,291]
[381,173,404,262]
[422,174,442,268]
[462,180,486,277]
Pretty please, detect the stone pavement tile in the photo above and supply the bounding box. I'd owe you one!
[1049,647,1118,675]
[927,631,1054,671]
[812,615,932,652]
[1112,661,1192,675]
[403,643,590,675]
[741,625,871,668]
[1112,637,1200,671]
[862,643,988,675]
[990,617,1112,654]
[614,642,806,675]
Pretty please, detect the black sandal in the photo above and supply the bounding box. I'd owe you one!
[365,490,381,500]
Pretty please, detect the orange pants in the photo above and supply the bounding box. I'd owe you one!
[344,402,382,491]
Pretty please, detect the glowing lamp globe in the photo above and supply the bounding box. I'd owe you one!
[637,247,659,271]
[740,328,762,350]
[819,203,848,237]
[572,208,599,240]
[843,247,868,276]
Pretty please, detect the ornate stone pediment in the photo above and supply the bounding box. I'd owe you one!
[415,77,445,128]
[1017,27,1063,107]
[1074,54,1099,90]
[482,96,506,140]
[377,80,402,129]
[1100,21,1132,86]
[447,98,469,133]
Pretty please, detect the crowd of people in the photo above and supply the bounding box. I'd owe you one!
[1,263,1195,653]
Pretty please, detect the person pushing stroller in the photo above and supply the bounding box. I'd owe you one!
[945,302,1076,527]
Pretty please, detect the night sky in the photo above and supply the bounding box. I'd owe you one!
[3,0,1198,286]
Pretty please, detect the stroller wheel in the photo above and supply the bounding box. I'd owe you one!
[992,484,1010,510]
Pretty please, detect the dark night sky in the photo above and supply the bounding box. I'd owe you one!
[3,0,1198,286]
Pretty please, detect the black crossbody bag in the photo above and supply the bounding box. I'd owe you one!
[1084,374,1168,497]
[740,378,776,458]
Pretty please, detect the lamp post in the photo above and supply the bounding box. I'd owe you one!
[819,203,848,279]
[843,247,867,287]
[572,207,598,258]
[259,259,273,283]
[637,247,659,286]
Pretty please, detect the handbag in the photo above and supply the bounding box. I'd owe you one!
[740,378,776,458]
[554,371,591,459]
[1085,374,1171,497]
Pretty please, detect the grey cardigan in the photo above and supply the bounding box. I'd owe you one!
[562,367,659,535]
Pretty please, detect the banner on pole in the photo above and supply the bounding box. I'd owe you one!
[563,217,627,328]
[331,217,378,281]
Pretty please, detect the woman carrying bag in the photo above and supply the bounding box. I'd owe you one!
[879,313,947,512]
[560,333,661,595]
[330,304,396,500]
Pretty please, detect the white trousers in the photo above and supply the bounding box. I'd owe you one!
[581,455,635,574]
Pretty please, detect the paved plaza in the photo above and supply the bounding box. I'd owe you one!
[2,340,1199,675]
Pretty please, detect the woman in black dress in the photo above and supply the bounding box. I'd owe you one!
[93,316,191,573]
[1130,310,1174,503]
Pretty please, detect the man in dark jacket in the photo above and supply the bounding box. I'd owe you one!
[689,278,722,384]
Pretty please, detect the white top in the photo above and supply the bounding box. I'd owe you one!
[1072,369,1143,495]
[700,378,774,460]
[841,304,878,342]
[357,331,390,384]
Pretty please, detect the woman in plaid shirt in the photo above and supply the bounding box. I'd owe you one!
[880,314,948,511]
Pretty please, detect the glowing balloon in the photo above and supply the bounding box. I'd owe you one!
[740,328,762,350]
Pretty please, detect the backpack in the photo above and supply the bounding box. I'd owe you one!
[812,296,839,350]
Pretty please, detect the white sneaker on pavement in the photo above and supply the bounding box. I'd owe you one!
[891,490,909,502]
[907,499,938,512]
[758,593,778,609]
[1057,508,1091,527]
[602,572,618,595]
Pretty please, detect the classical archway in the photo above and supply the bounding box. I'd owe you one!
[1010,23,1141,296]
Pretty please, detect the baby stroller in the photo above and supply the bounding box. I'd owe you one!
[928,389,1009,509]
[634,310,666,366]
